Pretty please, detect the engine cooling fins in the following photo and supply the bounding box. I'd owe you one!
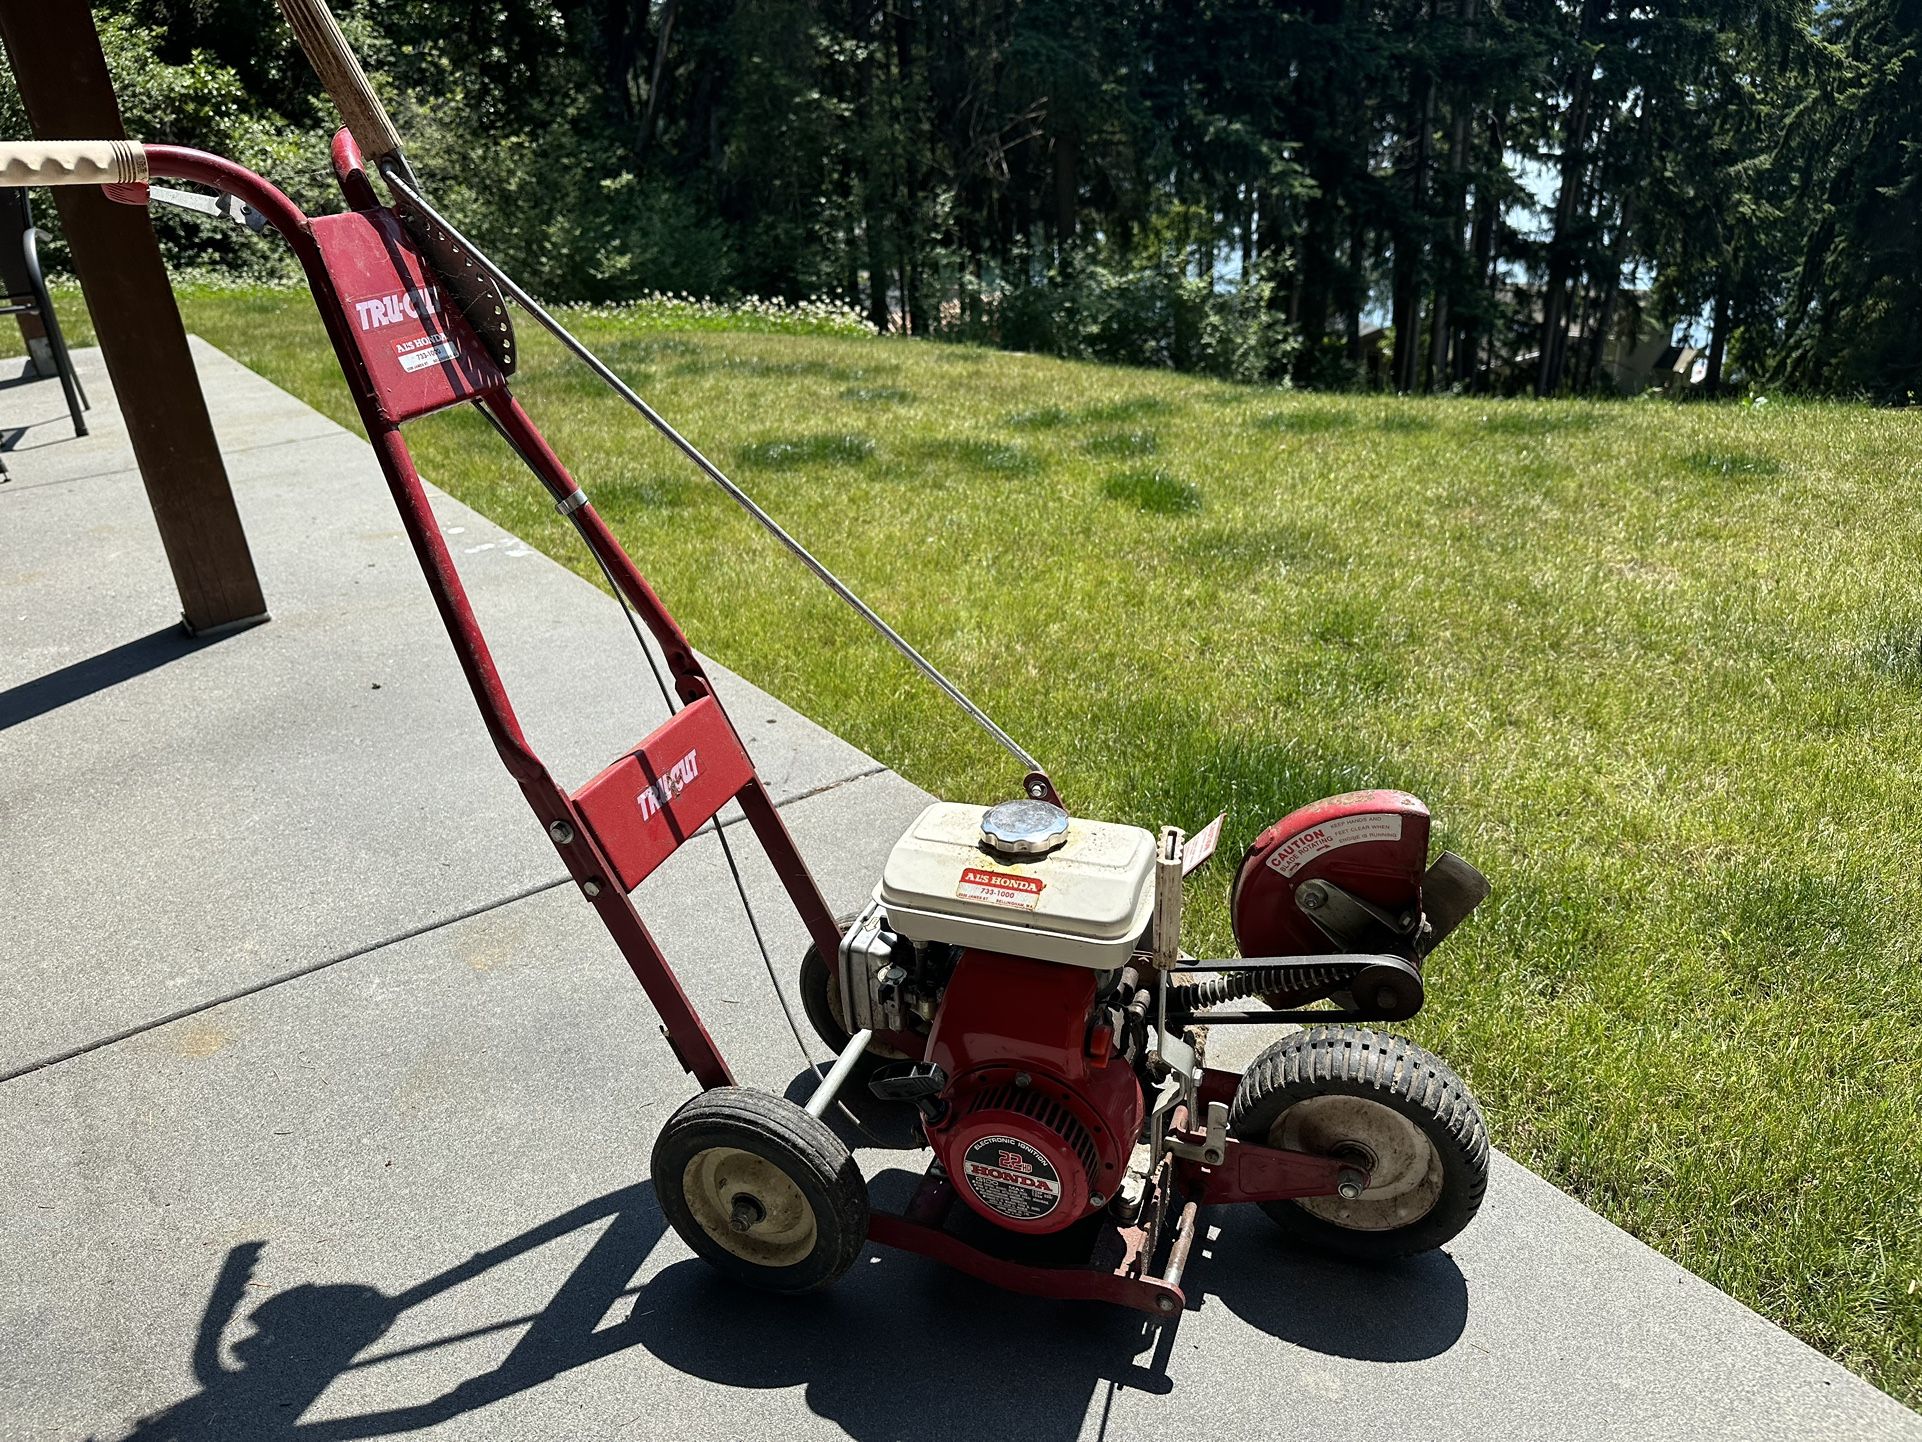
[1164,954,1425,1024]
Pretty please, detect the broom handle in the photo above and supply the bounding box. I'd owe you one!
[273,0,405,168]
[0,140,148,187]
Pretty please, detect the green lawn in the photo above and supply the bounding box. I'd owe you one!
[20,286,1922,1402]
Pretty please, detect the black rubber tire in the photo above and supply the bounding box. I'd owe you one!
[1228,1025,1488,1261]
[651,1086,869,1294]
[798,940,855,1055]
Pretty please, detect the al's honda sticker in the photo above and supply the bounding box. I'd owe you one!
[957,866,1044,911]
[396,332,461,372]
[962,1135,1062,1221]
[1266,813,1403,876]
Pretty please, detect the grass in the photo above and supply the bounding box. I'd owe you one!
[18,284,1922,1403]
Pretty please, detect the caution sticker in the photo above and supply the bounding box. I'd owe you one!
[1265,813,1403,877]
[962,1134,1062,1221]
[956,866,1044,911]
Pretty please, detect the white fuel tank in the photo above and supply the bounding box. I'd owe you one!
[876,801,1157,969]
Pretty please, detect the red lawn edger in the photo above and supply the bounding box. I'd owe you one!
[0,0,1492,1316]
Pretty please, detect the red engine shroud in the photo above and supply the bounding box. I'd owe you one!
[923,951,1143,1236]
[1230,789,1431,960]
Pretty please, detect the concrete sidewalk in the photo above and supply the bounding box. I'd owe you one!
[2,344,1915,1441]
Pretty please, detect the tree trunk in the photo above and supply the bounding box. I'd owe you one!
[1393,14,1435,393]
[1051,129,1078,256]
[1241,185,1254,278]
[634,0,681,166]
[895,2,923,335]
[1426,284,1450,393]
[908,258,928,336]
[1347,219,1366,365]
[1461,113,1501,388]
[843,218,859,309]
[594,0,641,129]
[1537,0,1607,396]
[1427,0,1476,391]
[887,1,918,332]
[1583,190,1635,392]
[1462,196,1492,386]
[1705,281,1730,396]
[1391,264,1419,393]
[854,0,891,331]
[866,218,891,332]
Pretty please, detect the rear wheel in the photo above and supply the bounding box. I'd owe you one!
[652,1087,869,1293]
[798,940,905,1080]
[1228,1026,1488,1260]
[798,940,856,1055]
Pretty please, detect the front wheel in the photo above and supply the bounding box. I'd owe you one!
[1228,1026,1488,1260]
[652,1087,869,1293]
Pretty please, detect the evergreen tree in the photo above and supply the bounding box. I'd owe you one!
[6,0,1918,399]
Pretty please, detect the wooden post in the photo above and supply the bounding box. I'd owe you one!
[0,0,267,635]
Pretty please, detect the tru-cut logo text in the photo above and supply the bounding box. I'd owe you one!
[637,749,700,820]
[354,285,445,332]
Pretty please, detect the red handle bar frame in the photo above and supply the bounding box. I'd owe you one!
[124,140,857,1090]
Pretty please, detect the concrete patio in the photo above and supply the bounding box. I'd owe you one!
[2,343,1915,1441]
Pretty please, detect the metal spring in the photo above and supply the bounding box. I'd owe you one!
[1166,963,1356,1012]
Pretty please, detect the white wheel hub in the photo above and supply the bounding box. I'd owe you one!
[682,1146,818,1266]
[1270,1095,1444,1230]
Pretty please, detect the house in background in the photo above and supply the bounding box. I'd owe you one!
[1609,334,1702,394]
[1482,286,1707,396]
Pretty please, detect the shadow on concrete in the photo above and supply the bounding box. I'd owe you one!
[783,1064,924,1151]
[1197,1207,1470,1362]
[781,1063,1470,1364]
[0,627,233,731]
[2,416,89,452]
[102,1166,1467,1440]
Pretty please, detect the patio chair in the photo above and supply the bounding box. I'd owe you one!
[1,187,89,438]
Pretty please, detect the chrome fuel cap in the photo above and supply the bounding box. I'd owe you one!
[980,798,1070,855]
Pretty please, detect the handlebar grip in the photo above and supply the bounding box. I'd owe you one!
[0,141,148,188]
[274,0,404,164]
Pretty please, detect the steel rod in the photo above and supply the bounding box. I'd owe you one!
[377,163,1044,778]
[806,1028,874,1119]
[1161,1199,1202,1291]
